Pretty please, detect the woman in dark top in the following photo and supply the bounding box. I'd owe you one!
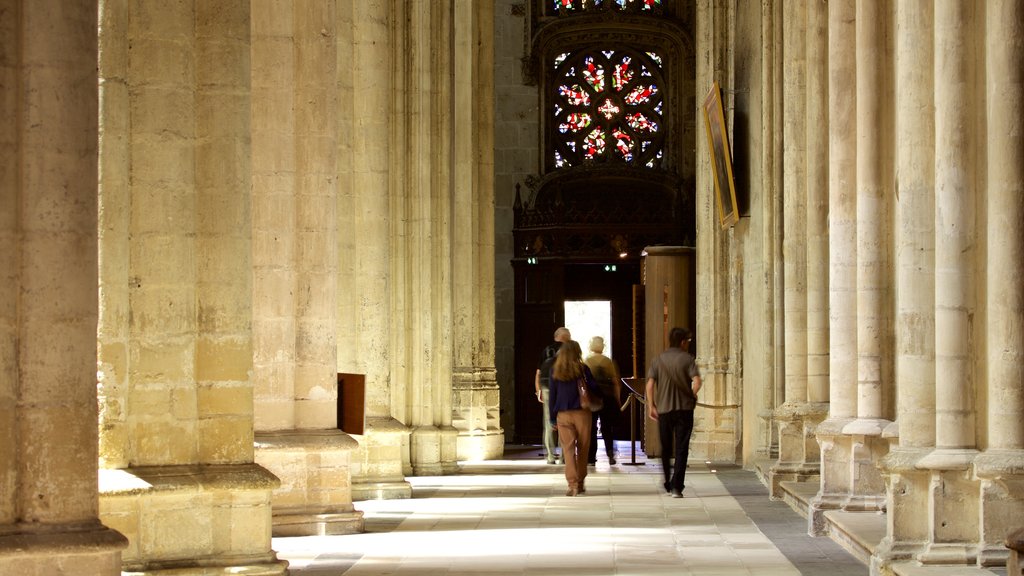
[549,340,599,496]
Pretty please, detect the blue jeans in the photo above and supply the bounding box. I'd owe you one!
[658,409,694,492]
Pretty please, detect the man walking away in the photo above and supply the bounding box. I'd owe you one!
[645,327,702,498]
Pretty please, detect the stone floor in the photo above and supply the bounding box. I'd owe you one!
[273,443,870,575]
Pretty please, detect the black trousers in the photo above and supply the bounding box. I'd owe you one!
[658,409,695,492]
[588,395,618,462]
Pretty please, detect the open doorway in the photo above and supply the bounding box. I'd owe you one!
[565,300,612,359]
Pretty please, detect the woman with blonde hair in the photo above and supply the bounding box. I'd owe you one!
[548,340,600,496]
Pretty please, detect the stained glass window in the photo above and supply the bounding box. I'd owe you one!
[553,0,663,14]
[552,49,664,168]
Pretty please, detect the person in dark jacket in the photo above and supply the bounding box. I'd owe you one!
[535,327,570,464]
[549,339,599,496]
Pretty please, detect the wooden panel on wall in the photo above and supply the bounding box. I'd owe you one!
[337,373,365,435]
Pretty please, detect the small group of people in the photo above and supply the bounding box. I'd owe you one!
[536,325,701,499]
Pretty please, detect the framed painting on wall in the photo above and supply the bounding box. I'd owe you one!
[702,81,739,229]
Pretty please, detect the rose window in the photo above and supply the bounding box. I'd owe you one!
[552,49,664,168]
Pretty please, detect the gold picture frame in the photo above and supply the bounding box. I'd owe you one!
[702,81,739,229]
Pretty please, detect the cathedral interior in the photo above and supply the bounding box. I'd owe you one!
[2,0,1023,574]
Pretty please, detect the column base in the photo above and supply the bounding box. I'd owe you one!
[808,492,847,536]
[352,481,413,501]
[0,521,128,576]
[351,417,412,501]
[767,465,819,500]
[917,542,978,566]
[255,429,365,537]
[457,428,505,462]
[273,512,365,537]
[99,463,285,575]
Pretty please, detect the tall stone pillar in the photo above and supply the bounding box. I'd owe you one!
[251,0,363,535]
[803,0,829,413]
[0,2,128,573]
[974,0,1024,566]
[335,1,412,500]
[450,0,504,461]
[839,0,892,512]
[915,1,980,565]
[694,0,741,466]
[774,0,809,488]
[752,0,783,463]
[391,1,456,477]
[811,0,858,534]
[873,0,937,566]
[96,1,286,572]
[771,0,827,497]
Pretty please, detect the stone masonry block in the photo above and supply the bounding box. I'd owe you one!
[128,38,194,88]
[252,0,294,37]
[252,132,297,173]
[127,387,172,416]
[140,494,213,558]
[196,0,250,40]
[197,290,250,333]
[132,339,194,382]
[171,387,198,420]
[197,338,252,382]
[211,495,271,555]
[294,399,337,430]
[132,419,196,465]
[130,184,195,234]
[198,384,253,417]
[130,138,196,189]
[19,322,96,404]
[19,404,97,521]
[197,40,249,88]
[199,416,253,463]
[132,235,196,284]
[130,87,196,139]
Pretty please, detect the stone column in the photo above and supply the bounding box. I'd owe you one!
[393,0,456,477]
[915,1,980,565]
[335,1,412,500]
[803,0,829,413]
[812,0,857,532]
[839,0,892,512]
[772,0,827,497]
[753,0,782,462]
[0,2,128,573]
[251,0,363,535]
[873,0,936,566]
[450,0,504,461]
[777,0,809,480]
[694,0,740,467]
[974,0,1024,565]
[774,0,806,483]
[96,1,286,571]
